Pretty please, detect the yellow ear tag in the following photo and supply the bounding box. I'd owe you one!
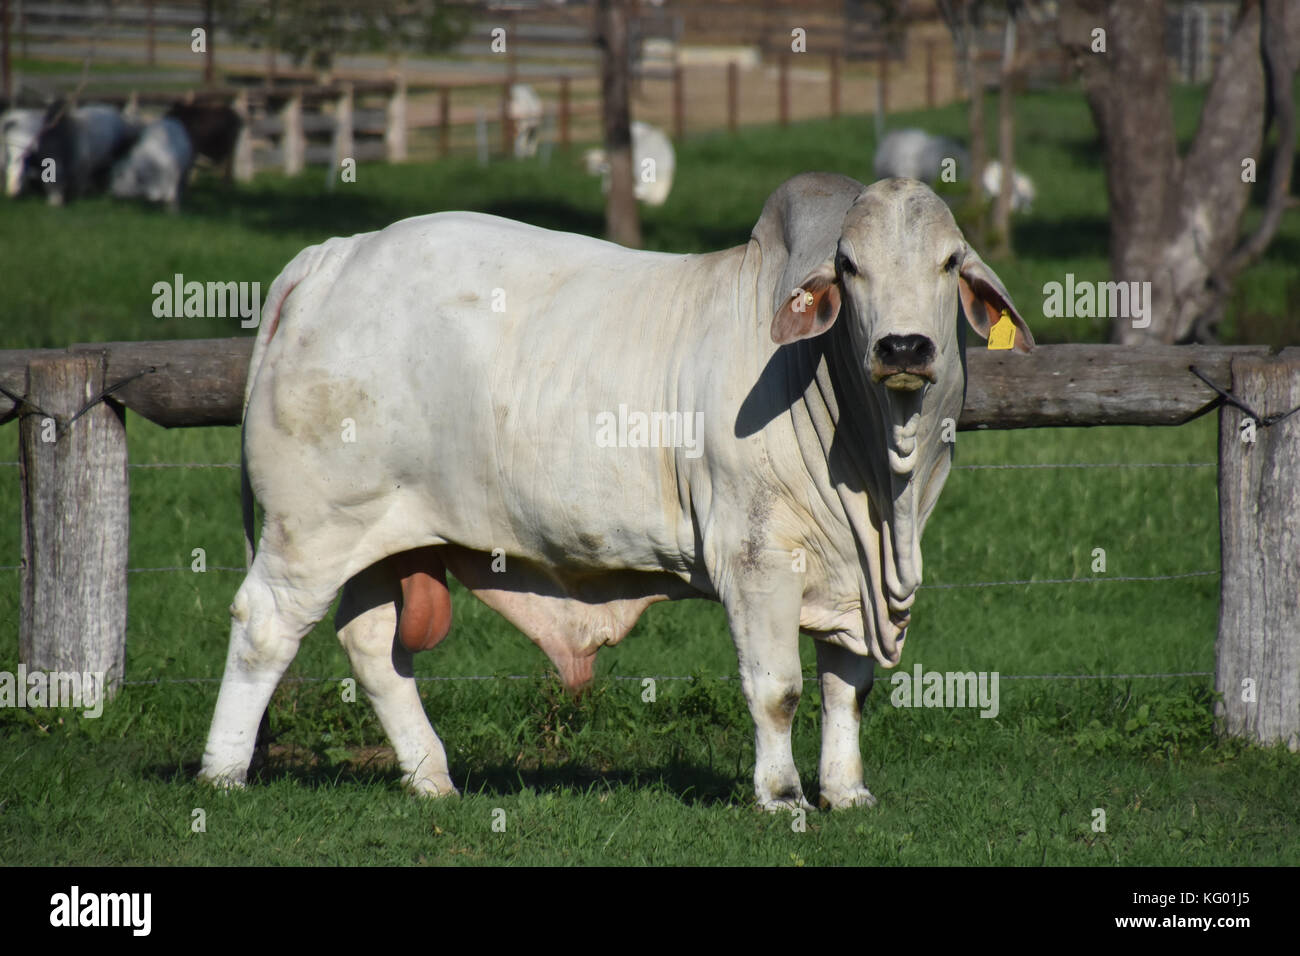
[987,309,1017,350]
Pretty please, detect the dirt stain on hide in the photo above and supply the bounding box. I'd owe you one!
[737,489,773,573]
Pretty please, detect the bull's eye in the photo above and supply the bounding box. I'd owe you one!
[943,252,960,273]
[839,255,857,276]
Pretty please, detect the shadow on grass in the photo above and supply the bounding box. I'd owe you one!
[1013,215,1112,261]
[454,760,746,807]
[180,176,749,254]
[180,180,425,238]
[158,752,748,807]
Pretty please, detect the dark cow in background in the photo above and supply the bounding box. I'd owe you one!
[165,102,242,181]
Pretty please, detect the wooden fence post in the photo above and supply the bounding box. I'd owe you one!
[438,87,450,159]
[332,82,354,173]
[778,53,789,127]
[146,0,155,68]
[829,51,840,119]
[2,0,10,103]
[281,92,303,175]
[878,56,889,117]
[231,89,254,182]
[727,61,738,131]
[18,352,128,708]
[558,75,570,150]
[672,64,684,140]
[203,0,215,86]
[501,80,513,157]
[926,39,936,108]
[1215,350,1300,750]
[385,76,407,162]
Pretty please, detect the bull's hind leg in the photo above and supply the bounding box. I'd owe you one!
[199,528,352,789]
[335,558,457,797]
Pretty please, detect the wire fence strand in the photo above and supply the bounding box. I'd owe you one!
[0,565,1222,585]
[0,461,1219,471]
[118,670,1213,688]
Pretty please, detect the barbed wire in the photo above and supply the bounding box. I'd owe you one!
[921,570,1218,589]
[0,565,1221,585]
[117,670,1214,688]
[127,566,246,573]
[0,461,1221,470]
[951,462,1214,470]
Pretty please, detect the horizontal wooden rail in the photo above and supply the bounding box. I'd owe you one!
[0,341,1281,430]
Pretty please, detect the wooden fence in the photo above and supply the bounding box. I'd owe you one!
[1,340,1296,749]
[73,74,601,179]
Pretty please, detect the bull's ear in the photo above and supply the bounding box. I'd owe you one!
[771,261,842,345]
[958,249,1035,353]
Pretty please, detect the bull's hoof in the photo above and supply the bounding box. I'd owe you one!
[757,792,815,813]
[197,770,247,793]
[818,786,878,810]
[404,774,459,798]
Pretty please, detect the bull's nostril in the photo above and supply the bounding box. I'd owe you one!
[875,334,936,369]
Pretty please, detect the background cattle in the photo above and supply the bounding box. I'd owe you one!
[1,108,44,198]
[508,84,543,159]
[164,102,242,181]
[110,117,195,212]
[5,103,138,205]
[583,120,676,206]
[874,127,1036,212]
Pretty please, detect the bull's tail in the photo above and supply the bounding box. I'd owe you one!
[241,239,340,567]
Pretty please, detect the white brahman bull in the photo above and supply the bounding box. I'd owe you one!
[109,117,194,212]
[200,173,1033,810]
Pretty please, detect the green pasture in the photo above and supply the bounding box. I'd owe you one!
[0,86,1297,865]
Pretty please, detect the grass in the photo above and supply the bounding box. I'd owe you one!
[1,86,1298,865]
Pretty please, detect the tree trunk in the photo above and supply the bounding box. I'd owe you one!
[964,4,986,245]
[1059,0,1299,344]
[596,0,641,248]
[992,6,1018,257]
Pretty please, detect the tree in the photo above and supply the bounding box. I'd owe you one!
[935,0,990,245]
[1058,0,1298,344]
[219,0,469,76]
[991,1,1022,257]
[595,0,641,247]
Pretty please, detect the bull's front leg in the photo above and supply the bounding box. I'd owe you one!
[722,570,812,812]
[815,640,877,809]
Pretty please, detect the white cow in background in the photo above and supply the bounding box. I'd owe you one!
[509,83,543,159]
[981,160,1037,213]
[873,128,971,183]
[110,117,194,212]
[199,173,1034,810]
[584,120,676,206]
[2,108,44,197]
[874,128,1036,212]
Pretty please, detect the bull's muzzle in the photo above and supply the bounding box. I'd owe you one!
[871,334,937,391]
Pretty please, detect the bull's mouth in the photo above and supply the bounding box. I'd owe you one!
[871,367,936,391]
